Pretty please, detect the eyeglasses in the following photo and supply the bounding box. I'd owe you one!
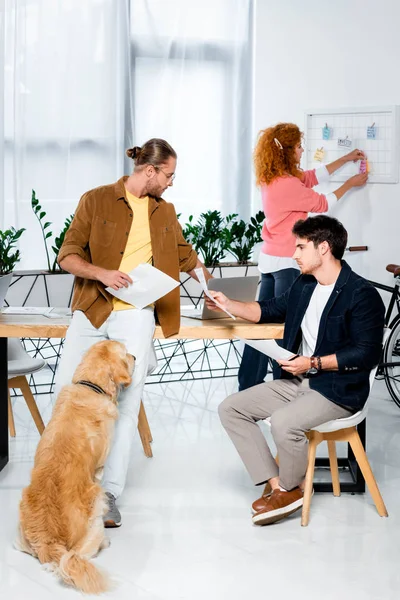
[154,166,176,182]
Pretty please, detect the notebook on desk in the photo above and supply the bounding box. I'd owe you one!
[181,276,260,320]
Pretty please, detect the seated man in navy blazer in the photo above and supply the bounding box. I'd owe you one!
[206,215,384,526]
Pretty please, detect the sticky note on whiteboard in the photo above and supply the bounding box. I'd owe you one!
[367,126,376,139]
[313,147,325,162]
[322,126,331,140]
[338,137,352,148]
[360,159,370,174]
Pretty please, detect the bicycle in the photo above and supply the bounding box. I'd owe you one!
[369,263,400,408]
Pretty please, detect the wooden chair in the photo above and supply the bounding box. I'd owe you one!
[138,400,153,457]
[264,329,389,526]
[8,339,46,437]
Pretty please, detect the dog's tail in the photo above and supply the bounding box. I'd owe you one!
[57,550,110,594]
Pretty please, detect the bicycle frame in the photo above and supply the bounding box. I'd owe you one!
[368,277,400,327]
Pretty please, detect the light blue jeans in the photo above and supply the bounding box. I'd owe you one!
[54,307,155,499]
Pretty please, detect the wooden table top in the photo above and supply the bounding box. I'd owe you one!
[0,311,284,340]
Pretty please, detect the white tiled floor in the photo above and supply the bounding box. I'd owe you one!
[2,375,400,599]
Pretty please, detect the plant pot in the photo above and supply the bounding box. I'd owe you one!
[5,270,74,308]
[0,273,13,307]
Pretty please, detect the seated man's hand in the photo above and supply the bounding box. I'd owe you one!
[97,268,133,290]
[204,290,232,313]
[278,356,310,376]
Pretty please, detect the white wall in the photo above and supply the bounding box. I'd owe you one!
[253,0,400,288]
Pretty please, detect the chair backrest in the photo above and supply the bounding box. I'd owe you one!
[353,327,390,421]
[7,338,30,361]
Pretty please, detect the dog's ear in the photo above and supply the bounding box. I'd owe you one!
[111,359,133,389]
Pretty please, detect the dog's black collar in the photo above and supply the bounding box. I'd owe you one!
[76,380,108,395]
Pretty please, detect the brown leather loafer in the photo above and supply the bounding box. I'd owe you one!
[252,487,304,526]
[251,492,272,514]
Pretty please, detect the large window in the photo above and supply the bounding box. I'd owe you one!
[2,0,253,269]
[129,0,254,223]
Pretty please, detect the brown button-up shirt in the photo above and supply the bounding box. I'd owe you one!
[57,176,198,337]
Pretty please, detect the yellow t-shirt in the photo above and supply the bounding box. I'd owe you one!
[113,189,153,311]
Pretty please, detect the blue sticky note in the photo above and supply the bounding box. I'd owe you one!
[322,126,331,140]
[367,126,376,139]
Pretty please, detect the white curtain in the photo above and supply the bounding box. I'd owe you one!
[2,0,253,270]
[130,0,253,224]
[2,0,132,269]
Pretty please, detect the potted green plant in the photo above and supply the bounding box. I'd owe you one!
[223,211,265,264]
[6,189,76,308]
[182,210,233,267]
[0,226,26,304]
[31,190,74,273]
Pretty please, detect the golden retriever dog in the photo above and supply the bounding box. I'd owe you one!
[15,340,135,594]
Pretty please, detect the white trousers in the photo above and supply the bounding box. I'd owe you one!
[54,308,155,499]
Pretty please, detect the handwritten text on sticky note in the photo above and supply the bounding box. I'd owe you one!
[367,126,376,139]
[313,147,325,162]
[338,137,352,148]
[359,159,370,174]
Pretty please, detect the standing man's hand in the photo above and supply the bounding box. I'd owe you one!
[345,149,366,162]
[96,268,133,290]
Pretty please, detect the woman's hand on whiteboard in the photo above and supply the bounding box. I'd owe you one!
[345,149,366,162]
[348,173,368,187]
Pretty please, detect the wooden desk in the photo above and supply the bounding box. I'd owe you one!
[0,313,283,472]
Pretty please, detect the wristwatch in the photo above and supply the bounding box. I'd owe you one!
[305,356,321,378]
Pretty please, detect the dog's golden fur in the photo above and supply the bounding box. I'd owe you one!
[16,340,135,594]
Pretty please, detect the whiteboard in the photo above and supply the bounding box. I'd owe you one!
[304,106,400,183]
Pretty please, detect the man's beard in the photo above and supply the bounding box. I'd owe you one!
[146,179,165,198]
[298,258,321,275]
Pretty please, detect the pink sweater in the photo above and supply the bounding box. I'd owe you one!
[261,170,328,257]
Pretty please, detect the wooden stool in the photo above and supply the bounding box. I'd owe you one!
[301,426,388,526]
[8,375,45,437]
[137,400,153,457]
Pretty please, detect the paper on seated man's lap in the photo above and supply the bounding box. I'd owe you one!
[237,338,296,361]
[194,268,236,320]
[106,263,179,309]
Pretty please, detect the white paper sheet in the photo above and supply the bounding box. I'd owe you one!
[105,263,179,309]
[195,268,236,320]
[237,338,296,361]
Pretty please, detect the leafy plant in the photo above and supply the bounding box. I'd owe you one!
[182,210,229,266]
[51,214,74,272]
[31,190,53,271]
[181,209,265,266]
[0,227,26,275]
[31,190,74,272]
[223,210,265,264]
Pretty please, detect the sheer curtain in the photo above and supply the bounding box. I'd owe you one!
[2,0,132,269]
[130,0,254,225]
[1,0,253,270]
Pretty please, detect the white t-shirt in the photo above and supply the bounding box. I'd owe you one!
[301,282,335,357]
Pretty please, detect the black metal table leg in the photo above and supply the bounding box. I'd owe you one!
[0,337,8,472]
[314,419,366,493]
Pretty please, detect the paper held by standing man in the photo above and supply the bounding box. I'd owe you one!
[105,263,180,309]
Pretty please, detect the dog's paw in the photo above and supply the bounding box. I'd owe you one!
[100,536,111,551]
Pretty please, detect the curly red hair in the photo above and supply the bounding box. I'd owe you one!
[254,123,303,185]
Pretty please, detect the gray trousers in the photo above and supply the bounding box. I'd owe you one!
[219,378,352,491]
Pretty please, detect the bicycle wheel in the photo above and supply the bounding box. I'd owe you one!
[383,315,400,408]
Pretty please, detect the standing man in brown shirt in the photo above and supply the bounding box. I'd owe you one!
[56,138,211,527]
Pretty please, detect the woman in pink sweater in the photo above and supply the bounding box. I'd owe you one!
[239,122,367,390]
